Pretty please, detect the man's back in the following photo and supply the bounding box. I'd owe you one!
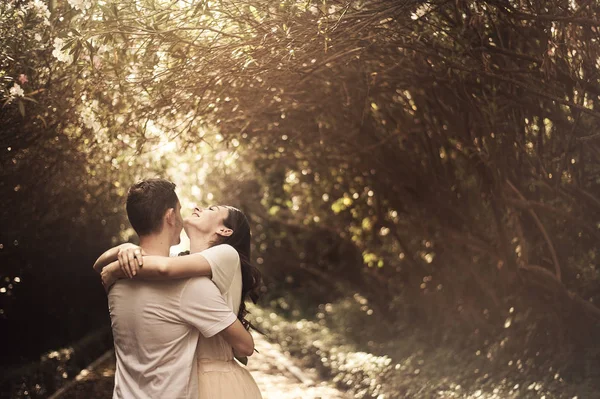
[108,277,236,399]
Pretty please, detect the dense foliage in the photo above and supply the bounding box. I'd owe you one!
[60,0,600,332]
[0,0,133,368]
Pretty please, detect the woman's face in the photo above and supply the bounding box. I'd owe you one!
[184,205,230,236]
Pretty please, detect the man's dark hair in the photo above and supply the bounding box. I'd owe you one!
[126,178,178,236]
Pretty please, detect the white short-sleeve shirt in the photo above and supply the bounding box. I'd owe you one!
[200,244,243,314]
[108,277,237,399]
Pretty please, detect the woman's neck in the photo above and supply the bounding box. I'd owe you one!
[189,235,213,254]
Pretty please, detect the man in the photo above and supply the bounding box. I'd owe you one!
[93,178,253,398]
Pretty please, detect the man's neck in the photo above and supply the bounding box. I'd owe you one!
[139,233,171,256]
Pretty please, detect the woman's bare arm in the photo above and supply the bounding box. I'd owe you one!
[101,260,127,290]
[104,245,214,283]
[131,253,213,279]
[219,319,255,358]
[93,243,139,274]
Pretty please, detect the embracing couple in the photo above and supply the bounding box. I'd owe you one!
[93,178,263,398]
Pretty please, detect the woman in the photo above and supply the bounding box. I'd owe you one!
[97,205,263,399]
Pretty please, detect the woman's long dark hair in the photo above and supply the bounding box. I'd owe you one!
[214,206,263,326]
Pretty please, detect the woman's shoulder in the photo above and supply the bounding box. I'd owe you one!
[205,244,240,264]
[213,243,236,251]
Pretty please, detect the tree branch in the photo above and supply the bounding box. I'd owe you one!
[506,180,562,282]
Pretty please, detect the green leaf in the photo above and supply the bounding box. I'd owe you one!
[35,114,47,128]
[69,41,81,54]
[72,46,81,63]
[61,40,75,51]
[22,96,38,104]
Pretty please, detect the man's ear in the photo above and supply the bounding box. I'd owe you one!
[217,227,233,237]
[165,208,175,226]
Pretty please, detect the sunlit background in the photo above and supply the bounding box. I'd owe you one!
[2,0,600,398]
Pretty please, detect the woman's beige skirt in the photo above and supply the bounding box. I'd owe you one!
[197,359,263,399]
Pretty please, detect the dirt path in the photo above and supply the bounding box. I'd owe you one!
[54,333,348,399]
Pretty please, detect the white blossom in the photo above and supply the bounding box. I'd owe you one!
[27,0,51,20]
[97,44,110,55]
[52,38,73,63]
[67,0,92,11]
[79,100,105,134]
[34,33,42,41]
[9,83,25,98]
